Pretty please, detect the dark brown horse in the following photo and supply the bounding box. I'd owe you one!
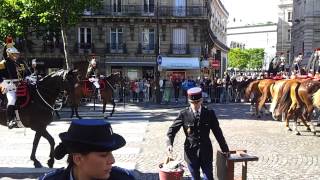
[69,72,124,119]
[0,69,79,168]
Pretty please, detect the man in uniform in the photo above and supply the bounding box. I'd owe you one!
[86,57,100,88]
[166,87,229,180]
[279,54,286,73]
[0,36,27,128]
[293,53,303,74]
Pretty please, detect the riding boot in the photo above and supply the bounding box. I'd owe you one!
[6,105,16,129]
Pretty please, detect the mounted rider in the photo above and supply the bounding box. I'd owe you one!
[0,36,29,129]
[279,53,286,73]
[86,56,101,99]
[293,53,303,74]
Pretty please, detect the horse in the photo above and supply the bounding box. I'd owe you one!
[69,72,124,119]
[276,79,320,135]
[0,69,79,168]
[244,79,275,118]
[230,77,254,102]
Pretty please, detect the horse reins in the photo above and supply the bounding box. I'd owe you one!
[105,79,116,92]
[35,84,63,111]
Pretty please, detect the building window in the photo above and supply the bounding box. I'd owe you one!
[287,29,291,41]
[173,0,186,16]
[78,27,91,49]
[112,0,121,13]
[144,0,154,14]
[142,28,155,51]
[110,28,123,52]
[172,28,187,54]
[287,11,292,22]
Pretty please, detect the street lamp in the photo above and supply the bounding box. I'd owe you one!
[155,1,161,104]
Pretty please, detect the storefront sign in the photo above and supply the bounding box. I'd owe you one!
[211,60,220,69]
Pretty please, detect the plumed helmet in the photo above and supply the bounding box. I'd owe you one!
[90,58,97,65]
[6,47,20,54]
[31,59,37,65]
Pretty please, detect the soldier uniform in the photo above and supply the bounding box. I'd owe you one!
[166,87,229,180]
[0,37,28,128]
[86,58,100,89]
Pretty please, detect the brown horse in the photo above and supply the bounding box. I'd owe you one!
[277,79,320,135]
[0,69,79,168]
[244,79,275,118]
[69,72,124,119]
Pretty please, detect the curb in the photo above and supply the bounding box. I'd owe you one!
[0,167,53,179]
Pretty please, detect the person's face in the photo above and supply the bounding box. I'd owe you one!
[32,64,36,68]
[8,53,20,61]
[74,151,115,179]
[92,63,97,68]
[190,99,202,111]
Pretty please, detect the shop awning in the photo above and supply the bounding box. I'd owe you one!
[160,57,200,70]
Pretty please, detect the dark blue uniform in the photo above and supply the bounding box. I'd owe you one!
[167,106,229,180]
[39,166,135,180]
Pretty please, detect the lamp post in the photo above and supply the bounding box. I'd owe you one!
[155,1,161,104]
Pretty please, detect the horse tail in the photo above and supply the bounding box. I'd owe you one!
[313,89,320,109]
[278,83,292,113]
[244,81,255,102]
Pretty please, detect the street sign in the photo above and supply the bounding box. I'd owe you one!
[211,60,220,69]
[157,55,162,65]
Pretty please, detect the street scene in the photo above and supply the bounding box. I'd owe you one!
[1,0,320,180]
[0,102,320,180]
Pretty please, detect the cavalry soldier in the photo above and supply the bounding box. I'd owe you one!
[279,54,286,73]
[0,36,28,129]
[86,57,100,89]
[293,53,303,74]
[166,87,229,180]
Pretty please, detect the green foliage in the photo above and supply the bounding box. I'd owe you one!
[228,48,264,70]
[0,0,102,40]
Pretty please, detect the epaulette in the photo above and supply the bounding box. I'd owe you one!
[39,168,65,180]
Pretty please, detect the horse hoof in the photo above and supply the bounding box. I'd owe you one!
[287,128,292,131]
[314,132,317,136]
[77,116,82,119]
[307,127,311,132]
[104,116,108,119]
[34,161,43,168]
[48,158,54,168]
[109,114,113,117]
[296,132,301,135]
[257,115,261,119]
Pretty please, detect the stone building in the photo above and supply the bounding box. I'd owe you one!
[276,0,293,63]
[21,0,228,80]
[291,0,320,64]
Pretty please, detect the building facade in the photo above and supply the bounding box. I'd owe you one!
[291,0,320,65]
[14,0,228,80]
[276,0,293,64]
[227,23,277,70]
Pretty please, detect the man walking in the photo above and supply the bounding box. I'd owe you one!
[166,87,229,180]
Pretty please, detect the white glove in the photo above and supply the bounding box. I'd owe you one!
[167,145,173,153]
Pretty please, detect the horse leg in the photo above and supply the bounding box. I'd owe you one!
[292,117,301,135]
[103,102,107,119]
[110,99,115,117]
[70,106,74,118]
[42,130,55,168]
[75,106,82,119]
[30,131,43,168]
[285,113,292,131]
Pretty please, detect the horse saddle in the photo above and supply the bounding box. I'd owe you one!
[83,79,106,95]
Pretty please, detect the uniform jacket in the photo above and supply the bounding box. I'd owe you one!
[39,166,135,180]
[86,66,99,79]
[0,57,28,80]
[167,106,229,164]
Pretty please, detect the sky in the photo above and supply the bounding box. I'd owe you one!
[221,0,279,25]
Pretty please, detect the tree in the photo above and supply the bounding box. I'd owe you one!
[0,0,102,69]
[228,48,264,71]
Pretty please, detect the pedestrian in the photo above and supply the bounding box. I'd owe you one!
[40,119,135,180]
[166,87,230,180]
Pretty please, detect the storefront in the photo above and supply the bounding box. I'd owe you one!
[158,57,200,80]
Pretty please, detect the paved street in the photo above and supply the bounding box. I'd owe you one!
[0,102,320,180]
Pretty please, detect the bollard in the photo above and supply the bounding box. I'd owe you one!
[216,150,258,180]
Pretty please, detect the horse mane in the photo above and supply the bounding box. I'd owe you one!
[313,89,320,109]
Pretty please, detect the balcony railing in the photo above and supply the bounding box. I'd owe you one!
[169,44,190,55]
[137,43,155,54]
[106,43,127,54]
[73,43,95,54]
[91,5,206,18]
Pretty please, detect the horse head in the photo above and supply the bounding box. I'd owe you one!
[106,72,124,86]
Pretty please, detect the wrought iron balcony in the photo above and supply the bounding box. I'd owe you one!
[73,43,95,54]
[91,5,206,18]
[169,44,190,55]
[106,43,127,54]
